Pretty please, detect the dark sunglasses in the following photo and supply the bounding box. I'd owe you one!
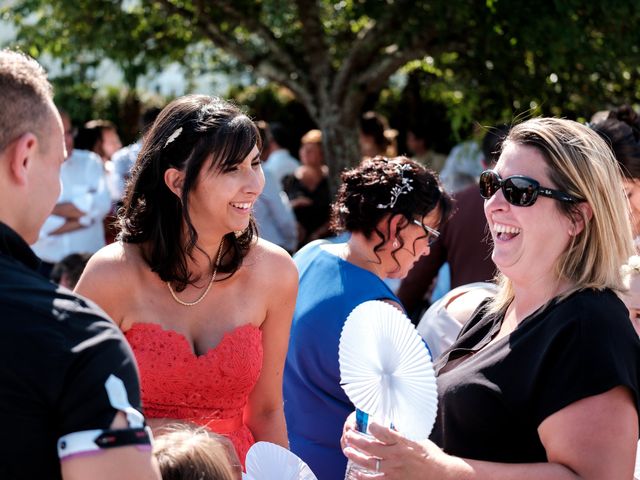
[479,170,578,207]
[411,219,440,246]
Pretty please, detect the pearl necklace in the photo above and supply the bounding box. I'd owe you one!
[166,240,224,307]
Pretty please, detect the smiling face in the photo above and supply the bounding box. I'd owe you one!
[188,144,265,239]
[484,142,576,286]
[383,207,441,279]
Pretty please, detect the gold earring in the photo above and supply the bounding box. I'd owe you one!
[234,230,244,238]
[393,239,399,248]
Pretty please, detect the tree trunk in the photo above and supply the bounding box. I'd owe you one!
[320,118,360,194]
[314,91,364,193]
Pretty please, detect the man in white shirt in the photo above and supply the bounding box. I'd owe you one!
[255,122,298,252]
[32,111,111,270]
[263,122,299,187]
[110,107,162,202]
[75,119,123,203]
[255,167,298,252]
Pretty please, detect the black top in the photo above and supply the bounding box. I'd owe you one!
[283,174,331,245]
[430,289,640,463]
[0,222,143,479]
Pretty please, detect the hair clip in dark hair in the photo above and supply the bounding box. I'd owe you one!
[164,127,183,148]
[377,163,414,209]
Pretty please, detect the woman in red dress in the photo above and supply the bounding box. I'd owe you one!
[75,95,298,465]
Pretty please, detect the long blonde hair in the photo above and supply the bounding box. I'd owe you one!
[488,117,634,314]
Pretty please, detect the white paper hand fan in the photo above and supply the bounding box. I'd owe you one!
[634,440,640,480]
[339,300,438,441]
[243,441,318,480]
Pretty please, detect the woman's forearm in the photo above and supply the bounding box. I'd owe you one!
[246,407,289,449]
[344,426,596,480]
[443,455,580,480]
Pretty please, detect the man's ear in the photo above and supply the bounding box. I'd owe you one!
[164,167,184,199]
[6,133,39,187]
[570,201,593,236]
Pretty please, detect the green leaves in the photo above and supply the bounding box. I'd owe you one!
[3,0,640,175]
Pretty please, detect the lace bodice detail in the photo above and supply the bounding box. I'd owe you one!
[125,322,263,463]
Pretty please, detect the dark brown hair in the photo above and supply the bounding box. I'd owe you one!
[50,252,92,289]
[589,105,640,179]
[360,111,390,151]
[74,119,118,155]
[331,155,452,266]
[119,95,260,291]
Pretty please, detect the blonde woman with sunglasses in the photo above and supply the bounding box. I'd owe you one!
[343,118,640,479]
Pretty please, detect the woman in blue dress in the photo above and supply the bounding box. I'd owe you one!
[283,156,452,479]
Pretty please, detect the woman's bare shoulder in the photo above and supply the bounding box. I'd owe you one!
[250,238,298,283]
[75,242,149,325]
[85,242,143,276]
[76,242,146,297]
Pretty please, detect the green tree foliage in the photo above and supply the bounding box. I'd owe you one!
[4,0,194,87]
[3,0,639,185]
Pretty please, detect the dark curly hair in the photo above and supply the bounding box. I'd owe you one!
[118,95,261,291]
[589,104,640,179]
[331,156,452,266]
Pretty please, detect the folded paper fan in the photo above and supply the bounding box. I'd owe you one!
[339,300,438,441]
[634,440,640,480]
[243,441,317,480]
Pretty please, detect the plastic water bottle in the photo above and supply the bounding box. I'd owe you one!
[344,409,378,478]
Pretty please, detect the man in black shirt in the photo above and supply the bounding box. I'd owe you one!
[0,49,160,479]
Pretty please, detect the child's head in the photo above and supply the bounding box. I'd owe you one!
[153,424,241,480]
[50,252,91,289]
[621,255,640,335]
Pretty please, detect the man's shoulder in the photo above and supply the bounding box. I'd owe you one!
[268,149,298,165]
[112,142,141,166]
[0,292,127,380]
[61,150,104,183]
[68,149,103,166]
[0,254,54,300]
[0,261,114,335]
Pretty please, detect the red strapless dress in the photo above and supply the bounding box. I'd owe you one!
[124,323,263,464]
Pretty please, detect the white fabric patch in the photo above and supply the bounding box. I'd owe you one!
[57,429,102,458]
[105,374,144,428]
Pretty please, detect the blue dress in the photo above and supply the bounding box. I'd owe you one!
[284,241,400,480]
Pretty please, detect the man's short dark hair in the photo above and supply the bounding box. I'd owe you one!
[0,49,54,152]
[141,107,162,135]
[269,122,292,150]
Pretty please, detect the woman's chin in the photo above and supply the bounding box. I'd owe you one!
[386,268,407,280]
[491,250,520,275]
